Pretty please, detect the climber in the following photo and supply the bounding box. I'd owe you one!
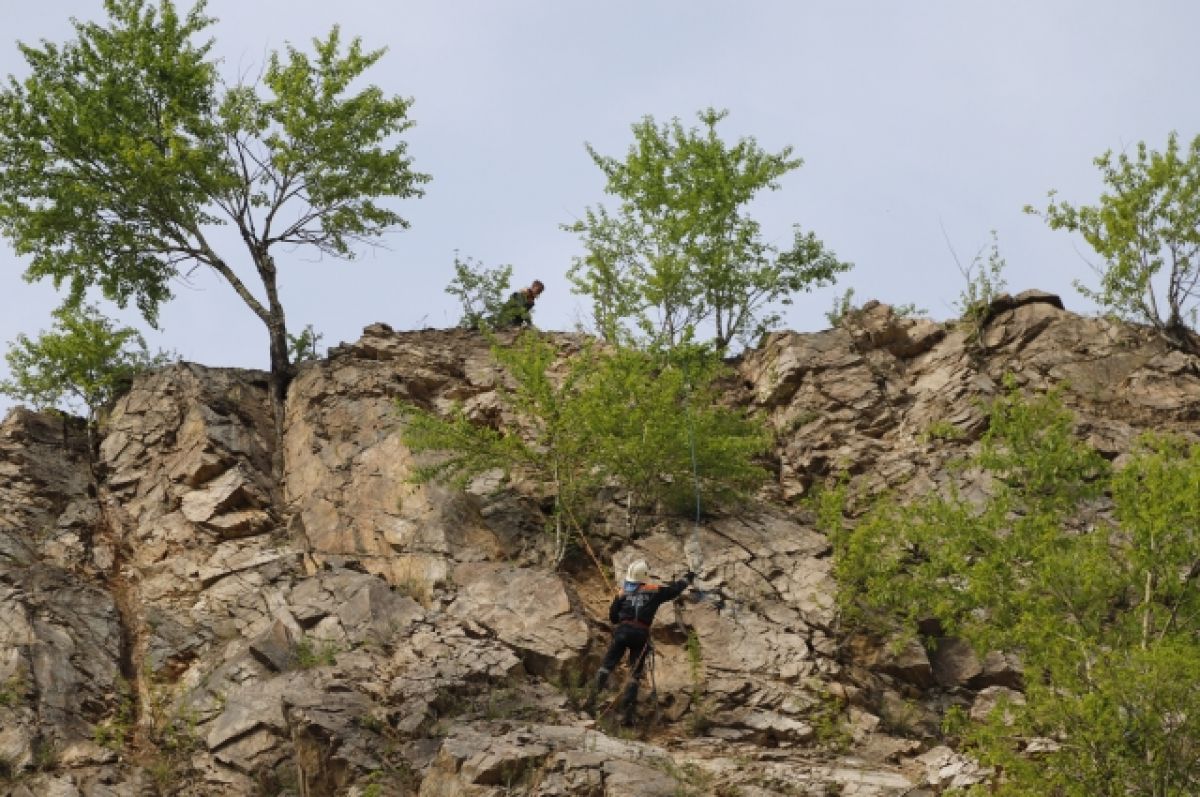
[590,559,694,725]
[493,280,544,328]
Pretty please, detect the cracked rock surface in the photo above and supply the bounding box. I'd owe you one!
[2,295,1198,795]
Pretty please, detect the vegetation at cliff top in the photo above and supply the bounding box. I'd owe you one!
[566,107,851,352]
[0,303,172,425]
[1030,131,1200,353]
[445,253,515,331]
[0,0,429,432]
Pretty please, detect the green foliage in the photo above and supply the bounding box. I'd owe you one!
[1029,132,1200,351]
[133,667,201,790]
[825,287,857,328]
[893,302,928,319]
[548,663,590,709]
[684,631,714,737]
[922,420,964,442]
[287,323,324,362]
[826,286,926,330]
[30,739,56,772]
[292,636,339,669]
[357,760,418,796]
[950,230,1008,338]
[1111,436,1200,650]
[142,667,200,759]
[569,344,769,515]
[825,383,1200,794]
[649,758,714,797]
[809,690,853,752]
[401,333,769,559]
[445,252,513,330]
[0,0,429,392]
[1,303,171,422]
[93,679,136,751]
[0,675,25,708]
[685,630,704,687]
[567,108,850,351]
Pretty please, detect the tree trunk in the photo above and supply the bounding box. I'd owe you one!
[1163,315,1199,354]
[266,319,291,479]
[258,254,293,485]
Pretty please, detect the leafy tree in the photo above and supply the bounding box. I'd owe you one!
[1,304,172,427]
[0,0,429,444]
[1028,132,1200,351]
[821,385,1200,794]
[581,346,767,515]
[401,333,768,564]
[287,324,324,362]
[444,252,513,330]
[566,108,850,351]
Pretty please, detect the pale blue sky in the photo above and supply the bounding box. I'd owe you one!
[3,1,1200,415]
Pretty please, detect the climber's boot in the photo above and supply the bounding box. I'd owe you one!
[619,681,639,727]
[585,668,610,712]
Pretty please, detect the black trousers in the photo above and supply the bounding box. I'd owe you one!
[600,623,651,680]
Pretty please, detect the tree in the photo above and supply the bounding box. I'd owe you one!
[287,324,324,362]
[0,0,430,447]
[1,304,172,428]
[566,108,850,351]
[444,252,513,330]
[1028,132,1200,352]
[821,385,1200,794]
[400,333,768,565]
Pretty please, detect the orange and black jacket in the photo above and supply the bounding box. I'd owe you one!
[608,579,689,630]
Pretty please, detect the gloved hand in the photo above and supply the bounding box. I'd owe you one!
[685,570,696,584]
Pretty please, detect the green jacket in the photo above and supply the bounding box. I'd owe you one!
[493,290,535,327]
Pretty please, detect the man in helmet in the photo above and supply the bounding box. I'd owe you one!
[590,559,694,725]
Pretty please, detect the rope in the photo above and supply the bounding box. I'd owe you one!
[646,643,661,729]
[681,367,705,586]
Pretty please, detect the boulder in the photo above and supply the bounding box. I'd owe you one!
[448,563,588,677]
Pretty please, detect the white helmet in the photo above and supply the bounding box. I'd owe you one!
[625,559,649,583]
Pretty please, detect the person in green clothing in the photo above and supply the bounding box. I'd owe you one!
[493,280,544,328]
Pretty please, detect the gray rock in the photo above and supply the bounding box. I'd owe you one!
[448,563,588,676]
[3,307,1198,795]
[930,638,982,687]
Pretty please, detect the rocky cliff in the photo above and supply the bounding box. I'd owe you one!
[1,292,1197,796]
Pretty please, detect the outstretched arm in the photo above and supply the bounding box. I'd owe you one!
[658,572,696,602]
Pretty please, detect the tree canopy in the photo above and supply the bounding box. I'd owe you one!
[566,108,850,352]
[444,253,514,331]
[0,0,429,434]
[401,333,769,565]
[0,304,171,425]
[1029,132,1200,352]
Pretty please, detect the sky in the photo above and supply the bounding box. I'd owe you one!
[3,1,1200,415]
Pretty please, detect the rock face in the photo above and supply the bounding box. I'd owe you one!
[1,295,1198,795]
